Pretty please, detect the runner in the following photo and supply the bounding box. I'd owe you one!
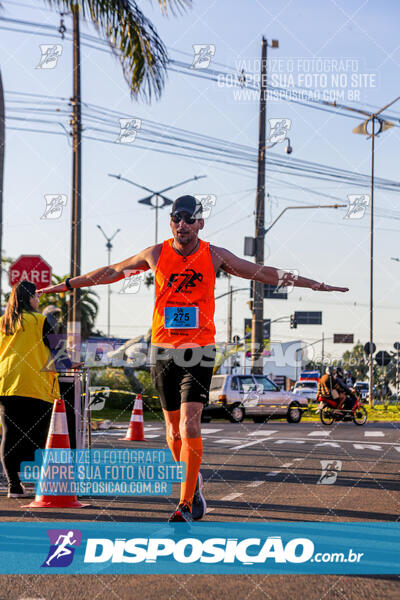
[40,195,348,522]
[45,531,77,566]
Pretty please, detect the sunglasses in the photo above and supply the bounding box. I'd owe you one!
[171,213,197,225]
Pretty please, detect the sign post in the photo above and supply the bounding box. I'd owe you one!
[9,255,52,290]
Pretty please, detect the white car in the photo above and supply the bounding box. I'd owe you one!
[292,380,319,402]
[203,374,307,423]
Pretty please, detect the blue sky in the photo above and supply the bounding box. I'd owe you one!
[1,0,400,361]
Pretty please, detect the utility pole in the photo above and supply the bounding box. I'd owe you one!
[227,274,233,374]
[321,332,325,371]
[251,36,268,375]
[0,71,4,313]
[369,117,375,406]
[68,7,82,360]
[97,226,121,337]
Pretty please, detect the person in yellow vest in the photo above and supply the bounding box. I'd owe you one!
[0,281,60,498]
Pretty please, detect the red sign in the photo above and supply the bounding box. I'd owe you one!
[9,255,52,290]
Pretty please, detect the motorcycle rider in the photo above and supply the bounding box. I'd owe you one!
[316,366,343,409]
[335,366,357,411]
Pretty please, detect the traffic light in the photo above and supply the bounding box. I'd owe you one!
[290,314,297,329]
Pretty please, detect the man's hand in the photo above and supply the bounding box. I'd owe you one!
[310,282,349,292]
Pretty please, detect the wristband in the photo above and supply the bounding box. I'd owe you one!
[65,277,73,291]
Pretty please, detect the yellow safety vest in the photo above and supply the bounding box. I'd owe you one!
[0,310,59,403]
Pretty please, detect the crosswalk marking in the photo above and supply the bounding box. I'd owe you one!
[201,428,223,434]
[274,440,305,445]
[266,471,281,477]
[145,434,160,439]
[353,444,382,451]
[214,439,245,445]
[246,481,264,487]
[364,431,384,437]
[230,438,272,450]
[220,492,243,501]
[92,431,124,436]
[248,431,278,437]
[315,442,341,448]
[307,431,331,437]
[281,462,293,468]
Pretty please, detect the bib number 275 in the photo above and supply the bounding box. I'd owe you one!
[164,306,199,329]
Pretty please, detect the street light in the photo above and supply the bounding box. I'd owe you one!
[263,203,346,235]
[108,174,206,244]
[97,225,121,337]
[245,201,345,373]
[342,95,400,406]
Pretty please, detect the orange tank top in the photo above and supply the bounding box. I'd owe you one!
[151,238,216,348]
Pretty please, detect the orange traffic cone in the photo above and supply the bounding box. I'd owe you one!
[24,398,89,509]
[119,394,147,442]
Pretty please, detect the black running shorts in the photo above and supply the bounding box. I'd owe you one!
[150,345,216,411]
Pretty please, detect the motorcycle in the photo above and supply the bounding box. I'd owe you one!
[317,394,368,426]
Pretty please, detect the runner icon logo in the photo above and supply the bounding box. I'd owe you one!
[167,269,203,292]
[42,529,82,568]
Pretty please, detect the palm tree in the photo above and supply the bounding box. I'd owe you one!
[41,0,190,100]
[39,273,102,339]
[0,0,191,313]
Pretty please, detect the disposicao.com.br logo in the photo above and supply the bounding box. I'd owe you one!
[82,536,363,566]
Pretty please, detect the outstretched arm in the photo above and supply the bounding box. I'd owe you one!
[39,249,152,295]
[215,247,348,292]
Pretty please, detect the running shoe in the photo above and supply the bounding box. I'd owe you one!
[168,502,193,522]
[7,483,26,498]
[191,472,206,520]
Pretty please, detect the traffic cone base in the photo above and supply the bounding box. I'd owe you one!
[119,394,147,442]
[23,398,90,509]
[25,496,89,509]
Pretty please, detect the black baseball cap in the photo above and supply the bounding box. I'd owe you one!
[171,195,203,219]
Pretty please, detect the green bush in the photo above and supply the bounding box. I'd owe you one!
[90,367,134,410]
[135,370,160,412]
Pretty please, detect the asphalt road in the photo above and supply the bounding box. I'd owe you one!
[0,420,399,599]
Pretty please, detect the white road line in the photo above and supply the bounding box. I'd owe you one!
[206,507,215,513]
[220,492,243,501]
[307,431,331,437]
[144,426,162,430]
[266,471,281,477]
[315,442,341,448]
[260,436,397,446]
[364,431,384,437]
[230,438,273,450]
[247,430,278,437]
[353,443,382,451]
[293,458,302,461]
[274,440,305,445]
[281,463,293,468]
[145,434,160,439]
[394,447,400,453]
[201,428,223,434]
[214,439,246,445]
[246,481,264,488]
[92,431,124,436]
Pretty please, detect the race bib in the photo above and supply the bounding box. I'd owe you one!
[164,306,199,329]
